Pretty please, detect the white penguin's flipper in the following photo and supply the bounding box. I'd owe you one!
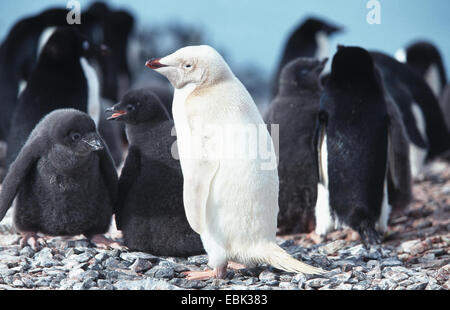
[183,159,219,235]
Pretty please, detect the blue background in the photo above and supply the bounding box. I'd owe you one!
[1,0,449,77]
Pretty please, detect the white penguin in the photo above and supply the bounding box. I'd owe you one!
[146,45,324,280]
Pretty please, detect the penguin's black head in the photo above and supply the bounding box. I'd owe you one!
[48,110,104,155]
[279,57,328,92]
[39,27,109,66]
[406,41,446,85]
[294,17,343,38]
[330,45,377,83]
[106,88,170,125]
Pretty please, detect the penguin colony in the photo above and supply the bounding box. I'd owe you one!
[0,2,449,282]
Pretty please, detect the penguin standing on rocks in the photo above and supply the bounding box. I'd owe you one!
[371,51,450,176]
[106,88,204,256]
[147,45,325,280]
[6,27,108,167]
[265,57,327,234]
[271,17,342,98]
[315,46,411,245]
[0,109,118,250]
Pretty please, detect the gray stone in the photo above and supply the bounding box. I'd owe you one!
[129,258,152,273]
[279,282,298,290]
[19,246,35,258]
[120,252,160,263]
[407,282,428,290]
[169,278,207,289]
[380,257,403,268]
[377,279,398,290]
[33,276,53,287]
[34,248,59,268]
[187,255,209,265]
[258,270,278,282]
[146,265,175,279]
[319,240,347,255]
[305,278,329,289]
[144,279,182,290]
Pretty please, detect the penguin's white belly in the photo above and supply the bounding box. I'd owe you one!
[204,159,278,255]
[80,57,101,127]
[315,134,335,235]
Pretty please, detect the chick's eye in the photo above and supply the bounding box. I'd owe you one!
[126,105,135,112]
[71,132,81,141]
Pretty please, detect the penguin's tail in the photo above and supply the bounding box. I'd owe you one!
[255,242,326,275]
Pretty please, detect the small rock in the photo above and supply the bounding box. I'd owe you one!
[146,265,175,279]
[305,278,329,289]
[169,278,207,289]
[258,270,278,282]
[398,240,420,254]
[34,248,59,268]
[407,282,428,290]
[33,276,53,287]
[377,279,398,290]
[279,282,298,290]
[19,246,35,258]
[319,240,346,255]
[68,268,85,281]
[380,257,403,268]
[144,279,181,290]
[120,252,160,264]
[129,258,152,273]
[187,255,208,266]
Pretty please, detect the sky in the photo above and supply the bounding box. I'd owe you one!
[1,0,449,77]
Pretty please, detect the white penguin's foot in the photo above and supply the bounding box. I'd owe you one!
[20,232,47,251]
[183,264,228,281]
[89,234,125,250]
[227,262,246,270]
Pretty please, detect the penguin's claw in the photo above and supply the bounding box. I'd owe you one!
[20,232,47,251]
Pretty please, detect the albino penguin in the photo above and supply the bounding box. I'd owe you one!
[147,45,324,280]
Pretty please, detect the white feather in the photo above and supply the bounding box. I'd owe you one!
[80,57,101,127]
[409,103,428,178]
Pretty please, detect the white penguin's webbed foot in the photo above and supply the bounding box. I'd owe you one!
[20,232,47,251]
[183,263,228,281]
[227,261,246,270]
[88,234,126,250]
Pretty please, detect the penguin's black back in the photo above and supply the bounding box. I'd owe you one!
[324,47,388,231]
[371,51,450,159]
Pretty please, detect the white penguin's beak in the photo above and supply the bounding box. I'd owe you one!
[145,58,168,70]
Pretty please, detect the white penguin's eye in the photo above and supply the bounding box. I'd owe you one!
[71,132,81,141]
[82,41,90,51]
[184,64,192,69]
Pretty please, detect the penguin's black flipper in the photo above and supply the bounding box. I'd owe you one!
[115,147,141,230]
[97,139,119,206]
[385,95,413,212]
[0,137,42,221]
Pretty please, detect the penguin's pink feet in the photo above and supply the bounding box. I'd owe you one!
[183,264,228,281]
[89,234,126,250]
[307,231,325,244]
[20,232,47,251]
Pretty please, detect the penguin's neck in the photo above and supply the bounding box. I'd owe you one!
[126,121,175,158]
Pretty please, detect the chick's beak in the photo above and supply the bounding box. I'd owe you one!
[82,134,104,151]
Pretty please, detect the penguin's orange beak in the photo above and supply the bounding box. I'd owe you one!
[146,58,168,69]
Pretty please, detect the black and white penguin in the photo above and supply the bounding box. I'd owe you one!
[315,46,412,245]
[265,57,327,234]
[106,88,204,256]
[0,109,118,249]
[271,17,342,98]
[82,1,135,101]
[371,51,450,176]
[399,41,447,98]
[6,27,108,166]
[0,8,69,141]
